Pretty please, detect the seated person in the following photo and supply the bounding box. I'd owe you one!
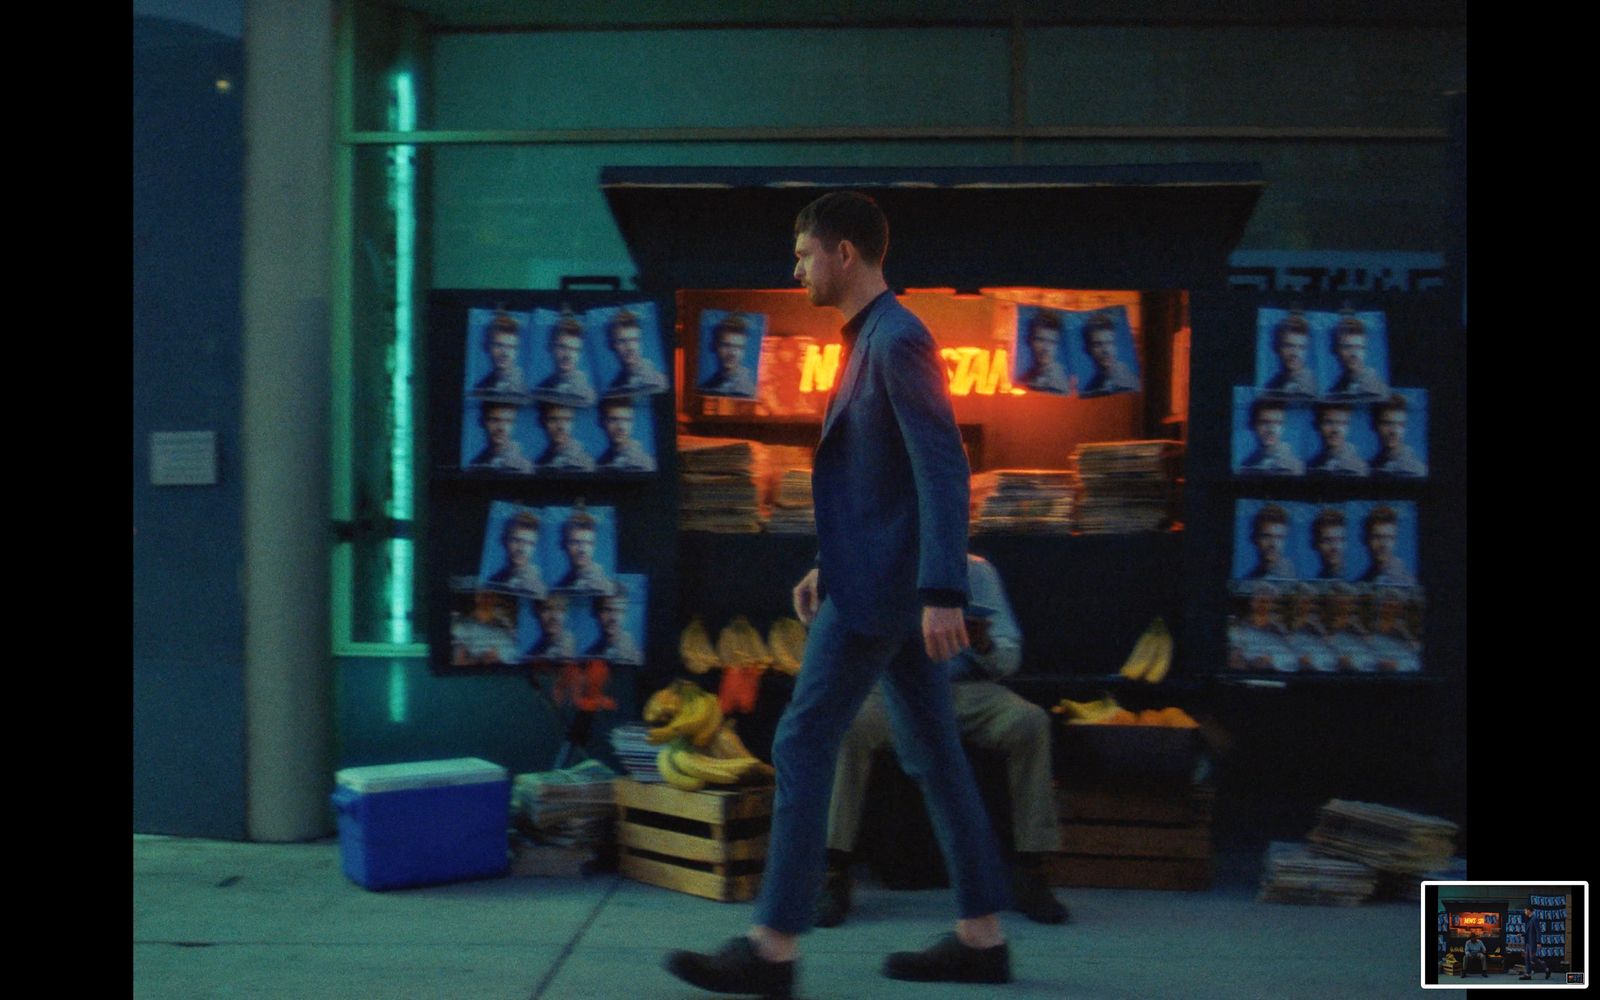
[816,553,1070,928]
[1463,935,1488,978]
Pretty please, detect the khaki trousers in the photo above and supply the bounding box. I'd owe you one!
[827,681,1062,855]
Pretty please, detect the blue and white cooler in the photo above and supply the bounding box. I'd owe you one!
[331,757,511,890]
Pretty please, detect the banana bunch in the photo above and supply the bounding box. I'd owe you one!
[1118,617,1173,683]
[679,617,721,674]
[1050,692,1124,724]
[655,720,776,790]
[766,618,807,675]
[715,616,772,670]
[645,681,723,747]
[642,682,687,724]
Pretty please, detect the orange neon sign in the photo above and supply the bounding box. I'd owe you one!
[796,344,1026,397]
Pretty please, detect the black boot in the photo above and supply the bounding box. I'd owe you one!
[814,852,854,928]
[1010,854,1070,924]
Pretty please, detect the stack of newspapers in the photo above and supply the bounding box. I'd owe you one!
[765,445,816,535]
[1305,799,1459,890]
[969,470,1075,534]
[510,758,620,847]
[1072,440,1184,534]
[607,723,665,784]
[1257,840,1378,905]
[679,435,769,533]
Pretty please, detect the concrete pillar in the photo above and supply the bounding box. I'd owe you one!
[241,0,335,841]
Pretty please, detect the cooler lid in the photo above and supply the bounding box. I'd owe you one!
[335,757,509,794]
[600,163,1264,293]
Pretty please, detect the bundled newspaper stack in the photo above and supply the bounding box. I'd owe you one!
[1257,840,1378,905]
[970,470,1075,534]
[1305,799,1459,899]
[764,446,816,535]
[510,758,620,848]
[679,435,769,533]
[1071,440,1184,534]
[608,723,665,784]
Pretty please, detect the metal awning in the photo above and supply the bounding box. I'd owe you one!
[600,163,1264,292]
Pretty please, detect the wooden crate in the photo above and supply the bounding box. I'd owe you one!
[1047,782,1215,891]
[614,778,774,902]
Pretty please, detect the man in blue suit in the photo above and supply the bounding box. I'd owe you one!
[666,192,1014,998]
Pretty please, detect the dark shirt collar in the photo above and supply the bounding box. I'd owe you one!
[840,288,895,346]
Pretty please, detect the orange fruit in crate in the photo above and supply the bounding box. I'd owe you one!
[1105,708,1138,725]
[1136,709,1166,726]
[1161,706,1199,728]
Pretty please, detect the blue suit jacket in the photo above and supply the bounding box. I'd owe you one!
[813,292,970,635]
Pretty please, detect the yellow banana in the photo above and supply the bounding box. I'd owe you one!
[657,745,706,791]
[1119,623,1161,680]
[673,747,773,785]
[708,721,756,760]
[1142,619,1173,683]
[767,619,807,675]
[642,685,683,724]
[647,688,712,744]
[679,617,721,674]
[690,695,725,748]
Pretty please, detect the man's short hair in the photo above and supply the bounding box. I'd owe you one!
[607,307,641,340]
[597,581,631,612]
[1313,400,1354,421]
[711,312,750,348]
[794,190,889,267]
[1332,309,1367,344]
[1248,397,1287,424]
[1271,310,1310,349]
[548,309,585,349]
[562,510,598,542]
[1028,310,1064,338]
[502,509,541,542]
[538,401,574,421]
[1252,503,1290,535]
[1363,505,1399,538]
[600,397,635,416]
[484,311,521,348]
[479,401,517,423]
[1311,506,1346,538]
[536,593,569,612]
[1080,311,1116,350]
[1371,393,1409,424]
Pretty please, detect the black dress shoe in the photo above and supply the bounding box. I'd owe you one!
[814,866,853,928]
[663,936,794,998]
[883,933,1011,983]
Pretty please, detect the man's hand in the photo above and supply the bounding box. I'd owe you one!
[923,605,969,664]
[966,617,993,655]
[793,568,821,625]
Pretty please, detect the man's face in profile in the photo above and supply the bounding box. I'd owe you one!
[564,527,596,569]
[505,526,537,569]
[1335,331,1366,373]
[1248,591,1277,627]
[1087,328,1118,370]
[1276,330,1308,373]
[488,330,520,374]
[609,324,644,369]
[1365,521,1399,568]
[542,406,574,446]
[482,406,517,451]
[793,231,844,307]
[1314,524,1346,574]
[552,333,583,374]
[1253,521,1288,564]
[1376,407,1407,450]
[1317,408,1351,449]
[602,405,635,446]
[715,332,747,374]
[1252,407,1286,448]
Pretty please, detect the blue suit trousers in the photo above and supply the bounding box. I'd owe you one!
[753,597,1014,933]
